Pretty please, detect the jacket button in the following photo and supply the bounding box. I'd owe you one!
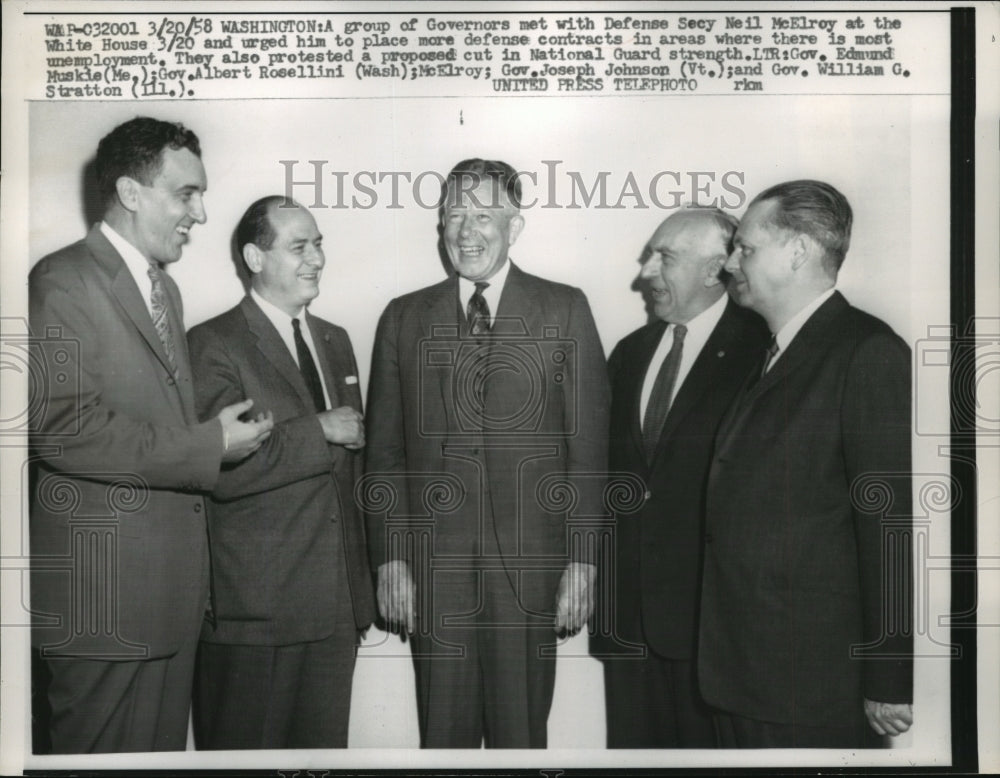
[167,376,176,386]
[194,503,202,513]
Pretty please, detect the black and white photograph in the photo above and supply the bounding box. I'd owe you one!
[0,0,997,774]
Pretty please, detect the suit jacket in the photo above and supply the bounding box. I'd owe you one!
[365,262,610,616]
[29,225,222,659]
[187,297,376,645]
[591,301,767,660]
[698,291,913,727]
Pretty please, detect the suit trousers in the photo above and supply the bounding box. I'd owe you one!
[44,624,199,753]
[604,653,716,748]
[193,621,358,750]
[714,711,877,749]
[411,566,556,748]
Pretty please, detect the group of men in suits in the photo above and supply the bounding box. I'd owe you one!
[29,116,913,753]
[596,190,913,748]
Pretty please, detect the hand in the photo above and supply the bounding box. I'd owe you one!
[554,562,596,636]
[864,698,913,736]
[217,399,274,463]
[318,406,365,449]
[377,560,415,634]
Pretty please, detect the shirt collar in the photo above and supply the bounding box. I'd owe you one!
[458,258,511,315]
[675,291,727,343]
[250,286,306,330]
[773,287,836,354]
[100,220,151,275]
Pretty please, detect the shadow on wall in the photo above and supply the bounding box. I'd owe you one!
[80,157,103,227]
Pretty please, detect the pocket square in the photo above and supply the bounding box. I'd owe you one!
[345,375,358,385]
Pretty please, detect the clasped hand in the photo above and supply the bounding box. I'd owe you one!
[218,399,273,462]
[318,406,365,449]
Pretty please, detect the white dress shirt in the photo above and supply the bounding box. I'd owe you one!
[640,292,728,425]
[101,221,154,317]
[458,258,511,327]
[250,287,332,409]
[766,287,837,373]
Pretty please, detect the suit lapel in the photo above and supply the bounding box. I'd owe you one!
[307,314,343,409]
[419,278,462,432]
[87,227,178,380]
[240,297,317,412]
[626,320,667,460]
[715,293,848,452]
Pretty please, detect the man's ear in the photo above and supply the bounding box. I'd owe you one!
[115,177,140,212]
[242,243,263,275]
[507,213,525,246]
[704,254,726,287]
[790,233,812,271]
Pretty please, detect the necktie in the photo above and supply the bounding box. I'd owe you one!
[467,281,491,336]
[761,334,780,377]
[147,263,177,375]
[292,318,326,412]
[642,323,687,463]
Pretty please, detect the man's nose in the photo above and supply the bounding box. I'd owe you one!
[723,249,740,274]
[305,245,325,268]
[639,254,660,278]
[459,214,476,236]
[189,194,207,224]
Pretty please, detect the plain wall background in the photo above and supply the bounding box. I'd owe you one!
[26,95,949,754]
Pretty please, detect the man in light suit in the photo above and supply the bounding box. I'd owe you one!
[592,209,767,747]
[187,197,375,748]
[29,117,273,753]
[699,180,913,747]
[365,159,610,747]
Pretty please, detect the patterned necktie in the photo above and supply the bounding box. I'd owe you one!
[292,318,326,412]
[642,323,687,463]
[467,281,491,336]
[146,263,177,375]
[761,334,780,376]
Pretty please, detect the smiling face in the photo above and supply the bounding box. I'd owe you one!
[442,180,524,282]
[129,146,207,265]
[724,198,795,317]
[246,205,325,317]
[639,211,727,324]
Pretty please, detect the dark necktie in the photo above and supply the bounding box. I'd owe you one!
[467,281,491,336]
[292,318,326,412]
[147,263,177,375]
[761,334,779,377]
[642,323,687,463]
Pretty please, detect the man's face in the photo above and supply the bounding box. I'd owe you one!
[639,213,724,324]
[252,205,325,317]
[131,147,207,264]
[725,199,794,315]
[442,181,524,282]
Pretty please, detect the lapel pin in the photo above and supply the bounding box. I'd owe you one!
[717,350,725,358]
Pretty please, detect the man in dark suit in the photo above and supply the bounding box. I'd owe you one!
[29,117,273,753]
[699,180,914,747]
[592,208,767,747]
[187,197,376,749]
[365,159,610,748]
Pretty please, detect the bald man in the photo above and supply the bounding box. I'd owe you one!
[591,208,767,747]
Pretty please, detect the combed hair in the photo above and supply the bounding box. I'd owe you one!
[441,158,522,211]
[96,117,201,207]
[751,179,853,272]
[236,195,295,252]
